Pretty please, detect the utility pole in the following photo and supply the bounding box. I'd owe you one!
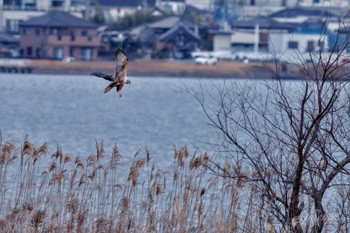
[254,24,259,54]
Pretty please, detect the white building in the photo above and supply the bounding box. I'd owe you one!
[269,32,327,54]
[0,0,74,33]
[186,0,213,9]
[157,0,186,15]
[213,31,232,52]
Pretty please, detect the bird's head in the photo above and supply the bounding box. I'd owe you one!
[126,79,131,84]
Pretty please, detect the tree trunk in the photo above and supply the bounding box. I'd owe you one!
[311,192,325,233]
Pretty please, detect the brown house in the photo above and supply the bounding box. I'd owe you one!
[19,11,101,60]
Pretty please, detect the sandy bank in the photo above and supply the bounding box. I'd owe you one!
[28,59,275,79]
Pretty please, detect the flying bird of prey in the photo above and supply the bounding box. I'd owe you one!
[91,48,131,97]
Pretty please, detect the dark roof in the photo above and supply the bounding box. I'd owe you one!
[96,0,156,8]
[159,23,200,42]
[269,7,336,18]
[231,17,296,30]
[19,11,97,28]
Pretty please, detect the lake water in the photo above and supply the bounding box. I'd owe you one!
[0,73,217,171]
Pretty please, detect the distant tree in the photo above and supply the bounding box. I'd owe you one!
[198,28,213,51]
[188,19,350,232]
[119,35,145,59]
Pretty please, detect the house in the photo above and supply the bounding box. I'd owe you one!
[19,10,101,60]
[229,16,295,52]
[270,6,338,24]
[124,14,200,58]
[211,14,330,58]
[268,19,328,56]
[157,22,201,58]
[95,0,157,24]
[135,16,181,46]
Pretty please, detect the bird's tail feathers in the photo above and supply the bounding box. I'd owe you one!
[104,82,115,93]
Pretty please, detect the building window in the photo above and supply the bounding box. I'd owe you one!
[24,2,36,10]
[288,41,299,49]
[69,47,74,57]
[53,47,63,59]
[70,31,75,41]
[49,28,58,35]
[81,30,88,36]
[27,47,33,56]
[51,0,64,7]
[35,28,40,36]
[80,47,92,60]
[57,35,62,40]
[36,48,42,58]
[306,40,315,52]
[22,28,26,35]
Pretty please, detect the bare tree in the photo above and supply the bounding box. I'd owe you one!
[188,18,350,233]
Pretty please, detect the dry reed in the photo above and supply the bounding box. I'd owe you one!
[0,134,348,232]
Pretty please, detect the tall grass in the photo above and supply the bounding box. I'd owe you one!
[0,133,265,233]
[6,133,350,232]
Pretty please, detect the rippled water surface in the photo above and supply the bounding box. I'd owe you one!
[0,73,216,170]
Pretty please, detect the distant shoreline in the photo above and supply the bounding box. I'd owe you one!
[1,59,276,79]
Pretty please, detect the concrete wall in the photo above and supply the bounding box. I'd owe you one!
[213,33,231,52]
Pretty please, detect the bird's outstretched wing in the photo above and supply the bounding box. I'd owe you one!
[115,48,129,77]
[91,72,114,81]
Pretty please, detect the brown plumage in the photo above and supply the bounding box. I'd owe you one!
[91,48,131,97]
